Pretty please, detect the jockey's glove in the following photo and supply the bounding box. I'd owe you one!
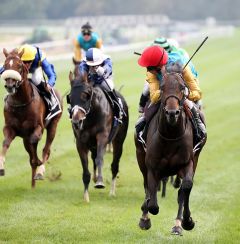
[96,66,105,76]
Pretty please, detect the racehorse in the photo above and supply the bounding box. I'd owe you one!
[0,48,63,188]
[135,65,206,235]
[68,71,129,202]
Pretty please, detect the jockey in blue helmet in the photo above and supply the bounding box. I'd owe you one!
[78,48,123,123]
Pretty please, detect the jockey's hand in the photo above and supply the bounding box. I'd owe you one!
[96,66,105,76]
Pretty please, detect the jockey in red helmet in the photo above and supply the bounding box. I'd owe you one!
[136,45,206,146]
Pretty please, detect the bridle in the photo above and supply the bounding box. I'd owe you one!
[70,84,94,130]
[157,71,187,141]
[3,56,35,107]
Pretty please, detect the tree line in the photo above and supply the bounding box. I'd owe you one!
[0,0,238,21]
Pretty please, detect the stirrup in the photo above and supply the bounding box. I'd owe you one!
[45,104,62,121]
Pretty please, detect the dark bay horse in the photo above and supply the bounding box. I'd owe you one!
[0,48,63,187]
[68,71,128,202]
[135,66,206,235]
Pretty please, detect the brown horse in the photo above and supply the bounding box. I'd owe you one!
[0,48,63,187]
[135,66,206,235]
[68,71,129,202]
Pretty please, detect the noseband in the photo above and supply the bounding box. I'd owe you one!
[71,84,94,129]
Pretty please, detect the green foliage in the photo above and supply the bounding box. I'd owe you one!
[0,32,239,243]
[23,27,52,44]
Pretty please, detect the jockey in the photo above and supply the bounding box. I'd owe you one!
[73,22,102,63]
[78,48,123,123]
[138,37,199,113]
[18,44,61,120]
[136,45,206,144]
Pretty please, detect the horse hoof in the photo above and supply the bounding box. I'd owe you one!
[94,182,105,189]
[34,173,44,180]
[139,218,151,230]
[147,205,159,215]
[171,226,183,236]
[182,217,195,230]
[0,169,5,176]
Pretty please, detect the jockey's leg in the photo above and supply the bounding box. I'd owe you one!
[31,68,61,120]
[100,79,123,123]
[138,80,150,113]
[185,100,207,141]
[135,102,159,146]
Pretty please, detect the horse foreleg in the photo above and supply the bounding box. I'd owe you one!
[42,120,59,163]
[90,149,97,183]
[172,161,195,235]
[0,126,16,176]
[139,174,151,230]
[147,169,159,215]
[23,138,41,188]
[78,144,90,202]
[28,125,45,180]
[171,187,184,235]
[94,133,108,189]
[181,160,195,231]
[109,138,124,196]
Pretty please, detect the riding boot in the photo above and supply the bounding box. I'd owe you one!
[138,93,149,113]
[135,116,147,148]
[36,81,61,120]
[108,90,123,124]
[190,106,207,141]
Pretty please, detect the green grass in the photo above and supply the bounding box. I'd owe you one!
[0,30,240,244]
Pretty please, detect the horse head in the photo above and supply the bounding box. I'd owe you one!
[160,63,186,125]
[69,71,93,128]
[1,48,28,94]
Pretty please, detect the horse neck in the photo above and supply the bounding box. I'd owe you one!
[158,106,186,139]
[12,78,33,103]
[89,88,112,120]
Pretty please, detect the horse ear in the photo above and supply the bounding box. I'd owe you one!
[18,48,24,58]
[3,48,8,57]
[69,71,74,84]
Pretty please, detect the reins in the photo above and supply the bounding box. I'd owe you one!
[156,71,187,141]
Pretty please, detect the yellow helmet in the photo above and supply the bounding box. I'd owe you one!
[18,44,37,61]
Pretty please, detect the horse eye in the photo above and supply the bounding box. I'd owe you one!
[81,93,89,101]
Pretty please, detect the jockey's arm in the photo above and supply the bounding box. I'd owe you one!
[41,59,57,87]
[0,66,4,74]
[73,39,82,62]
[146,71,160,104]
[183,65,202,101]
[95,39,103,49]
[102,58,112,79]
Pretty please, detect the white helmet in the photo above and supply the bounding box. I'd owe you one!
[85,48,107,66]
[167,38,180,48]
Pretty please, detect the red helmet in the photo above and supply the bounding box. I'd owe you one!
[138,46,168,67]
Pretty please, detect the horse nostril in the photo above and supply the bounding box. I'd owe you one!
[175,110,180,115]
[165,110,169,115]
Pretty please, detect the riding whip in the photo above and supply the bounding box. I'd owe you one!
[183,36,208,70]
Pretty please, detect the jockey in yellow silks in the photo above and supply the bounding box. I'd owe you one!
[135,45,206,144]
[0,44,61,120]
